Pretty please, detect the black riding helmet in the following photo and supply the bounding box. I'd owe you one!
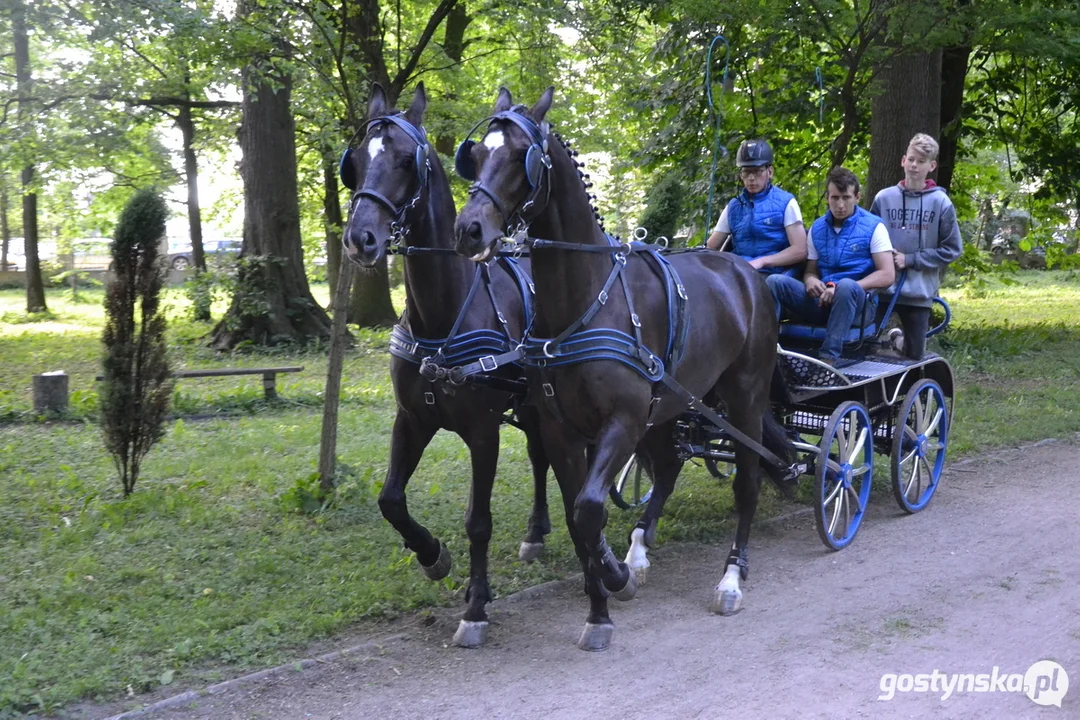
[735,139,774,168]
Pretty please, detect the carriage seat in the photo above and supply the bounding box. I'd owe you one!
[777,291,879,345]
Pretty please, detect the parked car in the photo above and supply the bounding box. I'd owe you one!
[168,239,242,270]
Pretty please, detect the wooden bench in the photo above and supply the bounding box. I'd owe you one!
[95,366,304,400]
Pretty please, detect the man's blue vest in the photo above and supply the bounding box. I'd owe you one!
[812,205,881,283]
[726,184,795,275]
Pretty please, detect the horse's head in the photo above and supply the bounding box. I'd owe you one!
[453,86,554,262]
[341,83,431,267]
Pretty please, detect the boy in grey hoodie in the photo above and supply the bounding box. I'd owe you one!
[870,133,963,359]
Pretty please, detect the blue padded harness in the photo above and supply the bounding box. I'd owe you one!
[521,239,690,384]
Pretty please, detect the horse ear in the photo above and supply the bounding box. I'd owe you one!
[494,87,513,114]
[530,86,555,125]
[406,82,427,126]
[367,83,388,120]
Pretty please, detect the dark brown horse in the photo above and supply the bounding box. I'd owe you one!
[342,83,551,648]
[454,87,794,651]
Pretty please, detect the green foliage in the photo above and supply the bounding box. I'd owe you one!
[101,190,173,497]
[184,268,227,321]
[637,173,685,245]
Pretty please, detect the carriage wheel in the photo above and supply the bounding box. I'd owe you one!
[891,378,948,513]
[609,453,654,509]
[814,401,873,551]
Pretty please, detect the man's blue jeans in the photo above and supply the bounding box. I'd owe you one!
[766,275,868,361]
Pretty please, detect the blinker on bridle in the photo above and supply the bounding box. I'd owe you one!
[454,106,551,237]
[339,113,431,245]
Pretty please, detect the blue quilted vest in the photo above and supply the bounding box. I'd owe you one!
[726,184,795,275]
[812,206,881,284]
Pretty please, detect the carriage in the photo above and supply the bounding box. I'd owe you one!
[611,291,954,551]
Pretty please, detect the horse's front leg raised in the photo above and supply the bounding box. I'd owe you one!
[453,423,501,648]
[574,422,639,604]
[377,410,448,577]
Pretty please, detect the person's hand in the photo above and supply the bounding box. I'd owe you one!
[819,285,836,306]
[893,251,906,270]
[748,257,767,270]
[805,276,826,298]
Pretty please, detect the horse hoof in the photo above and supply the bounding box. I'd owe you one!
[518,541,544,563]
[631,565,647,586]
[452,620,488,649]
[610,566,638,602]
[421,542,452,581]
[710,587,743,616]
[577,622,614,651]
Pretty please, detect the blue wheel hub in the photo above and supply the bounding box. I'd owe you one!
[915,433,928,457]
[839,462,853,489]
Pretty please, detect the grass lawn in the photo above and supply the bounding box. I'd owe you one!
[2,270,1080,713]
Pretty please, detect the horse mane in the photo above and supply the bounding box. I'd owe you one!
[551,131,619,241]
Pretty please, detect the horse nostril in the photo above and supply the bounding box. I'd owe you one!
[361,231,378,251]
[467,221,482,241]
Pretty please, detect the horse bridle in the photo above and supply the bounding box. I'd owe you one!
[339,113,431,247]
[455,107,552,240]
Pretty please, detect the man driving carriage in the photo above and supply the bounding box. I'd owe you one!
[767,167,895,365]
[705,139,808,275]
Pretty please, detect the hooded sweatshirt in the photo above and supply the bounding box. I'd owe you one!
[870,180,963,307]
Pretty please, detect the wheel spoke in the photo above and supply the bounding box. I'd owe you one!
[633,466,643,503]
[836,420,848,460]
[843,486,852,534]
[925,406,945,437]
[828,489,843,536]
[904,455,919,498]
[914,394,925,431]
[852,462,871,477]
[920,456,934,485]
[849,426,869,462]
[847,485,865,514]
[912,455,923,500]
[824,478,844,506]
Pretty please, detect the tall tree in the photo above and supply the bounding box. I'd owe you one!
[866,48,943,201]
[212,3,331,348]
[11,0,46,312]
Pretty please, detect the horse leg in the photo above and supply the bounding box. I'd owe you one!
[710,387,767,616]
[624,421,683,585]
[519,412,552,562]
[453,421,500,648]
[541,421,612,650]
[573,421,639,603]
[377,410,448,577]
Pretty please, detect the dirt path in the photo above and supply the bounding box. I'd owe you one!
[99,439,1079,719]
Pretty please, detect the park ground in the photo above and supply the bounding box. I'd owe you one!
[1,270,1079,716]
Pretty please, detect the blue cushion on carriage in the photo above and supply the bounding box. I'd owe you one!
[778,320,878,343]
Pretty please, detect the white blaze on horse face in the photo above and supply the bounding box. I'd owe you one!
[483,131,505,151]
[367,137,385,160]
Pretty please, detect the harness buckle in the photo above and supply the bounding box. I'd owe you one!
[676,283,687,300]
[496,311,506,325]
[424,392,436,405]
[543,383,555,397]
[542,340,557,359]
[598,290,608,305]
[479,355,498,372]
[631,313,641,328]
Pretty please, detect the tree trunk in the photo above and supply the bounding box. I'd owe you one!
[211,42,331,348]
[177,102,206,273]
[323,153,344,308]
[1,179,9,271]
[434,3,470,157]
[936,45,971,192]
[12,1,46,312]
[866,49,942,204]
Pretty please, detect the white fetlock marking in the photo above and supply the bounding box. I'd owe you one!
[624,528,651,574]
[518,541,544,563]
